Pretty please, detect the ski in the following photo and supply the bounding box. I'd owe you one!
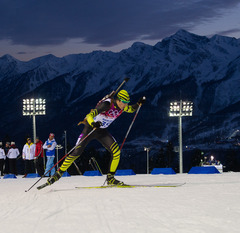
[75,183,185,189]
[37,182,50,190]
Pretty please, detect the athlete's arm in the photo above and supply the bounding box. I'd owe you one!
[124,96,146,113]
[123,103,139,113]
[86,101,111,126]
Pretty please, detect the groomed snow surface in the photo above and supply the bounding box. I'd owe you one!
[0,173,240,233]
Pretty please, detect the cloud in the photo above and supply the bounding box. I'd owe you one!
[0,0,239,47]
[216,28,240,36]
[17,52,27,54]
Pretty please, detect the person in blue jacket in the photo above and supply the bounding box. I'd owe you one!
[43,133,57,177]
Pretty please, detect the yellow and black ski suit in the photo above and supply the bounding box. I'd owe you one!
[59,98,138,175]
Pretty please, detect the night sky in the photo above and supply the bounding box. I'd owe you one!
[0,0,240,61]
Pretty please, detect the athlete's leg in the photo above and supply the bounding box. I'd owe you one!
[96,129,124,185]
[96,129,120,174]
[60,125,95,172]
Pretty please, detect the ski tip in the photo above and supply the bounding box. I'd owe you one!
[124,77,130,82]
[37,182,50,190]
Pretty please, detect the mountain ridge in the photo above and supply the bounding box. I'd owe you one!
[1,30,240,149]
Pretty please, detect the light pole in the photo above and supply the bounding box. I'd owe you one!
[144,147,151,174]
[56,145,63,169]
[169,100,193,173]
[23,98,46,142]
[64,130,67,154]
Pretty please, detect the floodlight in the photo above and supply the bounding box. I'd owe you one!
[22,98,46,142]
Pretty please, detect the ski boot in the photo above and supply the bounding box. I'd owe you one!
[47,169,64,185]
[107,173,125,186]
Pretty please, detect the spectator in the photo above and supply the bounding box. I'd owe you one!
[7,142,20,175]
[43,133,57,177]
[34,137,44,176]
[0,142,6,176]
[22,138,36,178]
[4,142,10,174]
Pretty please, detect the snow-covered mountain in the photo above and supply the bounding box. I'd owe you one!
[1,29,240,148]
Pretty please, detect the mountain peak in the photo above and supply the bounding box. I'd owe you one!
[0,54,18,62]
[172,29,208,41]
[131,42,147,47]
[174,29,192,37]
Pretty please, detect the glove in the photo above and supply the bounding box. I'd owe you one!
[137,96,146,105]
[91,121,102,128]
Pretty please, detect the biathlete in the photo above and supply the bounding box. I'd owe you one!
[47,90,145,186]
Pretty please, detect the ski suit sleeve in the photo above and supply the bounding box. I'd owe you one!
[123,103,139,113]
[22,145,26,159]
[47,141,56,151]
[85,101,111,126]
[35,143,43,157]
[42,141,48,149]
[1,149,6,160]
[35,143,40,157]
[7,149,11,158]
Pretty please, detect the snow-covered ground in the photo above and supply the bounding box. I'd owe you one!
[0,173,240,233]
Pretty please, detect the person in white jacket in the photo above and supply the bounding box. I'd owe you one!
[7,142,20,175]
[0,142,6,176]
[22,138,36,177]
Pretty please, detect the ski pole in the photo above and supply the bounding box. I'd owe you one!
[90,157,97,170]
[89,159,96,171]
[106,77,130,99]
[25,128,96,192]
[113,77,130,96]
[73,161,82,175]
[120,97,145,151]
[92,157,103,175]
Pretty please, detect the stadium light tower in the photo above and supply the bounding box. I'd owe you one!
[169,100,193,173]
[144,147,151,174]
[23,98,46,142]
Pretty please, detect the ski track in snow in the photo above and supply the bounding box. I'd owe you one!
[0,173,240,233]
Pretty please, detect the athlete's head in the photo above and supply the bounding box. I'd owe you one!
[116,90,130,109]
[117,90,130,103]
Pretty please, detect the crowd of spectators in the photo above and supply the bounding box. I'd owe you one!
[0,133,57,177]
